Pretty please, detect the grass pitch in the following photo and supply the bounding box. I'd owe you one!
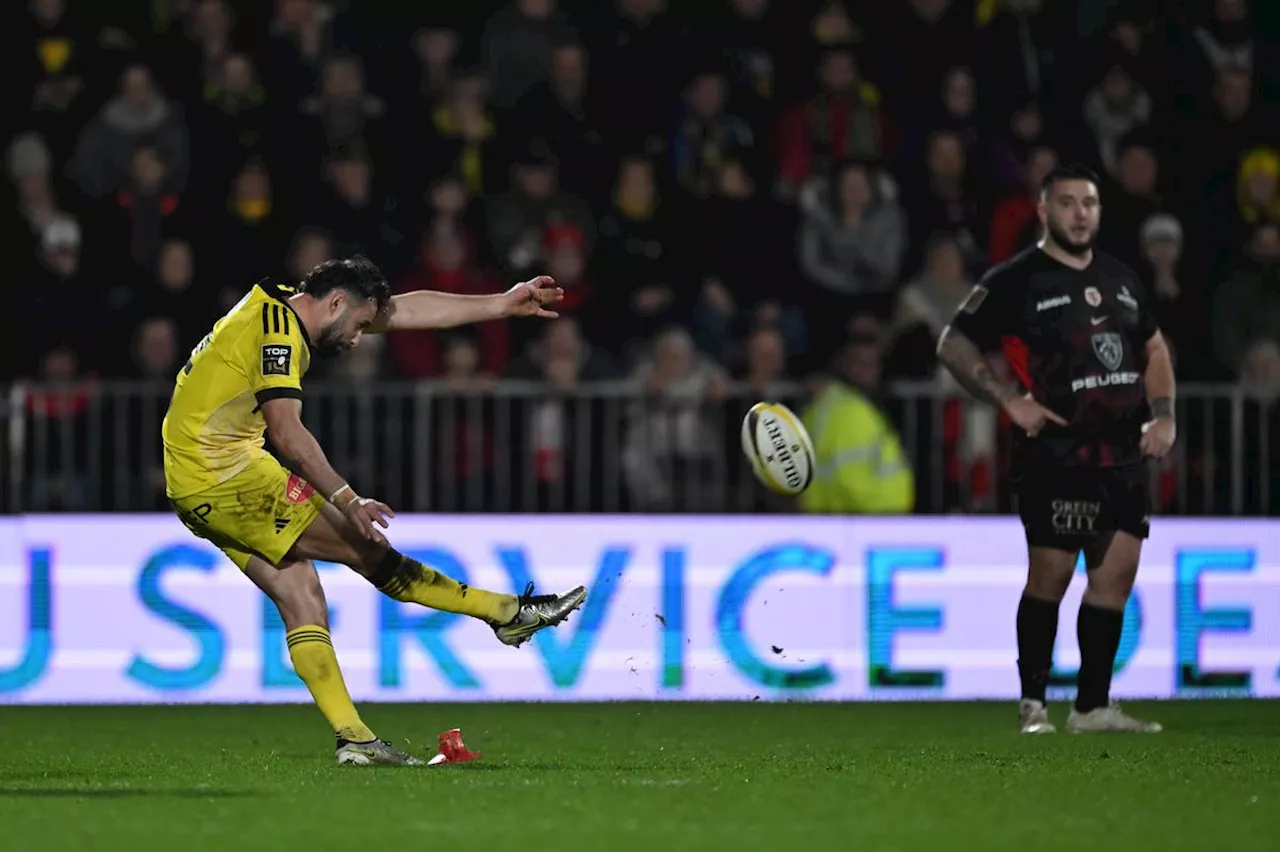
[0,701,1276,852]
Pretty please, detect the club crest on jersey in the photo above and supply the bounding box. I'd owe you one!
[1084,286,1102,307]
[262,345,292,376]
[285,473,314,504]
[1091,332,1124,371]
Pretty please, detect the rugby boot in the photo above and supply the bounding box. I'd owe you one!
[1019,699,1056,734]
[494,582,587,647]
[335,737,425,766]
[1067,701,1162,733]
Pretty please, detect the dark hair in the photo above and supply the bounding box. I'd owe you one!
[300,255,390,312]
[1041,163,1100,196]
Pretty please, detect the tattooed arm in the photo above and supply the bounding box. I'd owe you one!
[935,325,1020,408]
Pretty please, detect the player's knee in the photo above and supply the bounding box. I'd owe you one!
[272,566,329,629]
[1025,551,1075,601]
[1086,560,1138,607]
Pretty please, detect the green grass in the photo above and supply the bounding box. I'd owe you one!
[0,702,1277,851]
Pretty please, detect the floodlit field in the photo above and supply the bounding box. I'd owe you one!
[0,701,1276,851]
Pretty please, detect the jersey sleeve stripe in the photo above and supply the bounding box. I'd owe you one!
[283,307,290,337]
[252,387,305,412]
[271,304,282,335]
[261,303,269,334]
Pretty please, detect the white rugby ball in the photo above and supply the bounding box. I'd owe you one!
[741,401,815,495]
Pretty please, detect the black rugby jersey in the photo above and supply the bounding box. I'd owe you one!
[950,246,1160,468]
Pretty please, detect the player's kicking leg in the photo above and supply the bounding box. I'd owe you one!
[1067,532,1161,734]
[1016,546,1077,734]
[288,502,586,646]
[242,555,424,765]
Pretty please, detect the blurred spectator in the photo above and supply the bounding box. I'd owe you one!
[101,144,185,270]
[298,53,388,169]
[389,222,508,380]
[71,64,190,201]
[1234,147,1280,229]
[318,144,406,272]
[906,130,986,273]
[7,133,64,251]
[1097,133,1167,270]
[505,316,620,383]
[439,333,494,391]
[774,45,888,200]
[902,66,1021,193]
[19,216,109,376]
[1136,214,1197,370]
[799,334,914,514]
[219,156,289,283]
[1213,222,1280,378]
[988,144,1057,264]
[622,326,728,511]
[189,52,272,202]
[169,0,239,99]
[22,0,95,160]
[736,324,791,399]
[131,238,217,349]
[888,0,977,112]
[420,74,502,198]
[506,318,619,511]
[131,317,181,379]
[672,67,754,198]
[797,159,907,345]
[590,0,690,148]
[1179,64,1254,199]
[596,154,672,298]
[25,345,94,511]
[486,144,594,278]
[410,27,461,108]
[888,233,973,378]
[979,0,1059,120]
[684,156,801,358]
[540,223,595,327]
[1239,338,1280,399]
[482,0,575,111]
[287,226,336,281]
[1187,0,1253,83]
[268,0,343,109]
[511,40,607,193]
[1082,62,1152,178]
[717,0,791,128]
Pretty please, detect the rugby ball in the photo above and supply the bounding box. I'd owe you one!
[741,402,815,495]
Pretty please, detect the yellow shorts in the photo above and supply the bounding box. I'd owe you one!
[169,454,327,570]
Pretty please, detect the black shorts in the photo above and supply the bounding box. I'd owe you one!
[1014,463,1151,552]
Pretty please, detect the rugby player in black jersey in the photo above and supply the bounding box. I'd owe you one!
[937,165,1176,734]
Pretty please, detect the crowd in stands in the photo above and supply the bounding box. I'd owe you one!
[5,0,1278,514]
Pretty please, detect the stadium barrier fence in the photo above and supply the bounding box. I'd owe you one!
[4,380,1275,515]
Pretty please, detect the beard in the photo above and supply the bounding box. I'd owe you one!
[314,324,348,358]
[1046,218,1095,256]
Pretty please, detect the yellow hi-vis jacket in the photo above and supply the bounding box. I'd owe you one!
[799,382,915,514]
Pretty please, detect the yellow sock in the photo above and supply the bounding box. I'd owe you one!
[286,626,376,743]
[375,553,518,624]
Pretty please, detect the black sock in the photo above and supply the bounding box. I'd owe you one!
[1075,602,1125,713]
[1016,593,1060,702]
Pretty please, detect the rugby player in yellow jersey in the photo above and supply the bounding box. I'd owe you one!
[162,255,587,766]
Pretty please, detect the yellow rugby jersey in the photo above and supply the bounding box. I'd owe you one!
[162,280,312,498]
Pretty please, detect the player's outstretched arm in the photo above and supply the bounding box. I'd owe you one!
[368,275,564,333]
[260,398,394,543]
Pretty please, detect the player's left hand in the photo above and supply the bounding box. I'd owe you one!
[1140,415,1176,459]
[503,275,563,318]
